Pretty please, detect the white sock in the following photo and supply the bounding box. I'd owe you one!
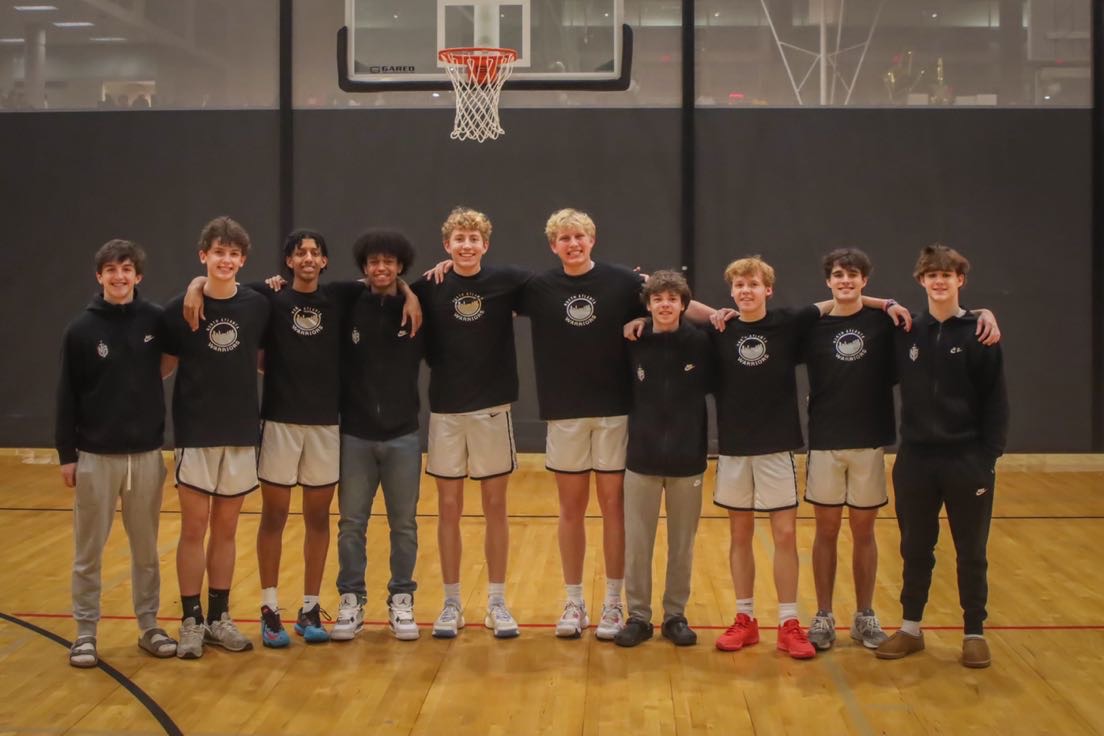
[901,619,922,636]
[303,594,320,611]
[488,582,506,606]
[605,578,623,603]
[262,587,279,611]
[565,584,584,606]
[443,583,462,605]
[737,597,754,618]
[778,602,798,625]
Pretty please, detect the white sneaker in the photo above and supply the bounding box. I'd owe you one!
[330,593,364,642]
[432,600,465,639]
[555,600,589,639]
[595,601,625,641]
[177,617,207,659]
[388,593,420,641]
[484,601,520,639]
[204,613,253,652]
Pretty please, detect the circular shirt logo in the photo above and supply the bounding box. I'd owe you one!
[833,329,866,361]
[453,293,484,322]
[736,335,768,366]
[564,295,597,327]
[292,306,323,336]
[207,319,240,352]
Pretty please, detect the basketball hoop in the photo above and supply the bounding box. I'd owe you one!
[438,47,518,143]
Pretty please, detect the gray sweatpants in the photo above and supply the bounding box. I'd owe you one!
[72,450,167,636]
[623,469,704,624]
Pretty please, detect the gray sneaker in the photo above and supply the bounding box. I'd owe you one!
[807,611,836,651]
[851,610,889,649]
[205,613,254,652]
[177,617,207,659]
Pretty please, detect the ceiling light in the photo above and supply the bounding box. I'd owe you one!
[53,21,94,27]
[14,5,58,10]
[0,37,25,43]
[90,36,126,42]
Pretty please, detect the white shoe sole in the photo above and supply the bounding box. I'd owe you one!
[555,615,589,639]
[432,616,465,639]
[594,625,620,641]
[484,615,520,639]
[391,625,420,641]
[330,624,362,642]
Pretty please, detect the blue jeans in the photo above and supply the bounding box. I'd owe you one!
[337,431,422,598]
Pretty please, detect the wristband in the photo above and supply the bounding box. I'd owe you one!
[883,299,897,312]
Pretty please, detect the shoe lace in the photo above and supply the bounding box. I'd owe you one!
[562,601,583,621]
[601,603,623,624]
[391,600,415,624]
[809,616,833,636]
[490,603,514,624]
[724,617,749,636]
[856,614,881,634]
[438,602,460,624]
[262,607,283,629]
[783,621,809,642]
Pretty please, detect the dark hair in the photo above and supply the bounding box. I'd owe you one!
[913,243,970,279]
[642,269,692,307]
[198,215,251,255]
[352,230,415,275]
[822,247,873,279]
[95,239,146,275]
[282,229,329,276]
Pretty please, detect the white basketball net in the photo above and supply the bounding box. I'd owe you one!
[439,48,518,143]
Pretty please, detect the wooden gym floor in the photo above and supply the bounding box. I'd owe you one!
[0,451,1102,735]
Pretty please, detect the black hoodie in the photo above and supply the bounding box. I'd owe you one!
[626,321,713,477]
[55,293,166,464]
[895,310,1009,461]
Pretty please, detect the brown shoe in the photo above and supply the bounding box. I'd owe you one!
[962,637,992,668]
[875,630,924,660]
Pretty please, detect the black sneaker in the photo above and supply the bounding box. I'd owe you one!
[614,617,654,648]
[661,615,698,646]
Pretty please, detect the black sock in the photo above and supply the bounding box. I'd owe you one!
[182,595,203,623]
[207,588,230,624]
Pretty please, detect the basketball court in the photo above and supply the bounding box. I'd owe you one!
[0,0,1102,734]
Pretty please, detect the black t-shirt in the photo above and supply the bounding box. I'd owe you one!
[161,288,270,447]
[255,282,358,426]
[803,307,897,450]
[411,265,530,413]
[712,305,820,456]
[340,289,425,441]
[518,262,646,420]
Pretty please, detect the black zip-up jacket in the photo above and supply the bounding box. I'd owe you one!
[55,293,166,464]
[340,290,425,441]
[626,321,713,477]
[895,310,1009,461]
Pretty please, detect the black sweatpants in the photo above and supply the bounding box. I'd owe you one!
[891,444,996,635]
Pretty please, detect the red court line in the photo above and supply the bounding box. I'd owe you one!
[10,612,1104,631]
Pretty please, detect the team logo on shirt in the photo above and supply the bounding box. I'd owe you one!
[351,327,360,345]
[207,319,241,352]
[96,340,109,358]
[909,344,919,362]
[564,295,597,327]
[453,293,484,322]
[833,329,867,362]
[636,365,645,382]
[736,335,769,367]
[292,306,323,336]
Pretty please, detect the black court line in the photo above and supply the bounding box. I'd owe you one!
[0,611,183,736]
[2,507,1104,522]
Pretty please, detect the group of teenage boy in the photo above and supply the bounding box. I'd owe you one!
[56,206,1008,671]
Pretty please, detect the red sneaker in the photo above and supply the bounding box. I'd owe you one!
[716,613,760,651]
[777,619,816,659]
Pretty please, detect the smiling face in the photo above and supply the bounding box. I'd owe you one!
[826,264,868,305]
[549,227,595,273]
[646,289,685,331]
[444,228,488,275]
[200,238,247,284]
[729,271,773,320]
[286,237,327,287]
[363,252,400,293]
[96,259,142,304]
[918,269,965,306]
